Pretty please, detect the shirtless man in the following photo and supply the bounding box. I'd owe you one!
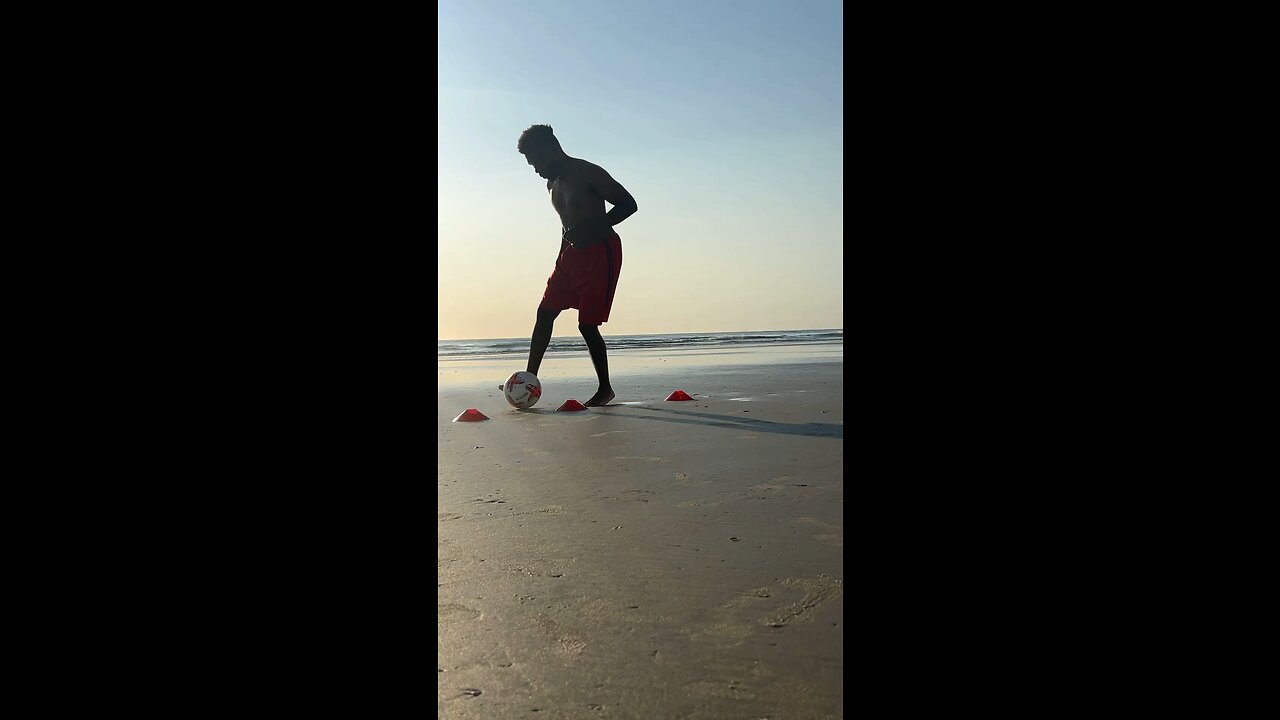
[517,124,638,407]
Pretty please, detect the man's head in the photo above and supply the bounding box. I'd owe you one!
[518,124,565,180]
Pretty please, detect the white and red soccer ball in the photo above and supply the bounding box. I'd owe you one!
[502,371,542,409]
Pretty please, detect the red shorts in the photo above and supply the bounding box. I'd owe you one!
[539,233,623,325]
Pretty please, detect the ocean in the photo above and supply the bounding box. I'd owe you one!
[437,328,843,359]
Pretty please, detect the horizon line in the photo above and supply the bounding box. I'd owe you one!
[437,327,843,343]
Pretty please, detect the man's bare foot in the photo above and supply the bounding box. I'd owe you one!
[584,388,615,407]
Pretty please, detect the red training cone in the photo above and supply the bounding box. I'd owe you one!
[665,390,693,401]
[453,408,489,422]
[556,399,588,412]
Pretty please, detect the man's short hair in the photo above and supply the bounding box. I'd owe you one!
[518,124,559,154]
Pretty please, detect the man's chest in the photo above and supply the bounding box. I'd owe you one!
[550,179,598,214]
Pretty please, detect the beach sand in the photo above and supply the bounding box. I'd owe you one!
[438,345,844,719]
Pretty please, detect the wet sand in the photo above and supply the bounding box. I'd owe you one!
[438,345,844,719]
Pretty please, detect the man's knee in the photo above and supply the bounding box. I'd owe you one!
[534,309,559,331]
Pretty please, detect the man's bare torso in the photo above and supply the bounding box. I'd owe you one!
[549,158,607,239]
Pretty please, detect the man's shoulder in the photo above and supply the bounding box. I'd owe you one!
[569,157,609,178]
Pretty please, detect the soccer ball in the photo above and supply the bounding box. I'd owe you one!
[502,371,542,409]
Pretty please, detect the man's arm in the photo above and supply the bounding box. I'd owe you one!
[564,164,637,245]
[591,164,638,228]
[550,178,566,259]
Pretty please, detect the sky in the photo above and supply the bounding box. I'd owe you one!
[438,0,843,340]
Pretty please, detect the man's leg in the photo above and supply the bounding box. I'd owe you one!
[527,309,560,376]
[580,323,615,406]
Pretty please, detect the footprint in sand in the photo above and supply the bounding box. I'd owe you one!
[795,517,842,547]
[532,615,587,656]
[438,602,481,621]
[763,576,843,627]
[693,577,842,646]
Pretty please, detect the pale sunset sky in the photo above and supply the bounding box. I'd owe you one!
[438,0,843,341]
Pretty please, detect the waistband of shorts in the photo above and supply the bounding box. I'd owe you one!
[569,232,620,250]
